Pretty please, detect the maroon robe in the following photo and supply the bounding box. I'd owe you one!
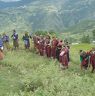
[39,39,45,56]
[33,36,36,49]
[59,47,69,69]
[35,37,40,53]
[90,52,95,72]
[45,39,51,58]
[51,39,58,59]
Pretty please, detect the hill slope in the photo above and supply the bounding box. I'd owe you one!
[0,0,95,32]
[0,44,95,96]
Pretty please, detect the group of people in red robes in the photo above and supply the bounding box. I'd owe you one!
[80,47,95,73]
[1,30,95,73]
[33,34,70,69]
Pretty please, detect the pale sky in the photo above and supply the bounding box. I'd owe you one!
[0,0,21,2]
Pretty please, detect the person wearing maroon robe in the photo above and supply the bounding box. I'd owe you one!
[45,38,51,58]
[59,46,69,69]
[35,36,40,54]
[51,37,58,59]
[80,50,89,70]
[33,35,37,49]
[89,48,95,73]
[56,40,63,61]
[39,36,45,56]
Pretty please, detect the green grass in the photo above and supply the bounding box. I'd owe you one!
[0,44,95,96]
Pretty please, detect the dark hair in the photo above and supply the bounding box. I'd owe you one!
[80,50,83,53]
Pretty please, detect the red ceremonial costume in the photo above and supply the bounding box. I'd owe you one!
[51,38,58,59]
[59,47,69,69]
[39,38,45,56]
[90,51,95,72]
[45,39,51,58]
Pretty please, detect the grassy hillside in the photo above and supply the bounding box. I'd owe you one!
[0,44,95,96]
[64,20,95,33]
[1,0,95,33]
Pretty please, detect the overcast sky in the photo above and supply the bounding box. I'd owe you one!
[0,0,21,2]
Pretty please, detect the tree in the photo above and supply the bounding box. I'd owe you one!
[81,34,90,43]
[92,29,95,40]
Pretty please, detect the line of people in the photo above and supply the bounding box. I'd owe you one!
[0,30,95,73]
[0,30,31,60]
[0,30,31,51]
[80,48,95,73]
[33,35,70,69]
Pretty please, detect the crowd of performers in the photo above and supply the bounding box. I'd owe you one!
[33,35,70,69]
[0,30,30,51]
[0,30,31,60]
[80,48,95,73]
[0,30,95,73]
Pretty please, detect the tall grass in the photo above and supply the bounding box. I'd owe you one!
[0,44,95,96]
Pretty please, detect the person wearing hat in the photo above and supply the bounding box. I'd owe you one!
[59,45,69,69]
[89,47,95,73]
[11,30,19,49]
[2,33,10,50]
[79,50,89,70]
[22,32,30,49]
[45,36,51,58]
[51,36,58,59]
[0,34,4,60]
[56,39,63,61]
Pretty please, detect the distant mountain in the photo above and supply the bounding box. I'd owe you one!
[0,0,95,33]
[0,0,32,8]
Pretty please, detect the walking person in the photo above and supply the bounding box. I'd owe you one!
[11,30,19,49]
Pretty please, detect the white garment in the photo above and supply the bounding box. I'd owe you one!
[60,51,65,56]
[0,46,3,50]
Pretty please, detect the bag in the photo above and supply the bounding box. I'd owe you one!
[60,51,65,56]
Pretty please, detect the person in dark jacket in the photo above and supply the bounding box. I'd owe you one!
[22,32,30,49]
[11,30,19,49]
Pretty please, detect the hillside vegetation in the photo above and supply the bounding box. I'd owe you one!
[0,44,95,96]
[0,0,95,32]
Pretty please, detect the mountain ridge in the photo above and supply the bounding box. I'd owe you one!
[0,0,95,33]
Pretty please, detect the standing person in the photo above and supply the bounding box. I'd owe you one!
[39,36,45,56]
[79,50,89,70]
[22,32,30,49]
[51,36,58,59]
[2,33,10,50]
[59,46,69,69]
[11,30,19,49]
[0,34,4,60]
[45,35,51,58]
[56,40,63,61]
[33,35,36,49]
[33,35,39,52]
[66,42,70,62]
[89,47,95,73]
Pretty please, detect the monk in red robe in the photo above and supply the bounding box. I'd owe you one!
[35,36,40,54]
[89,48,95,73]
[33,35,37,49]
[45,37,51,58]
[56,40,63,61]
[39,36,45,56]
[59,46,69,69]
[80,50,89,70]
[51,37,58,59]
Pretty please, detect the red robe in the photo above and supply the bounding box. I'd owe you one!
[45,44,51,58]
[51,39,58,59]
[59,48,69,68]
[39,39,44,56]
[45,39,51,58]
[90,52,95,72]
